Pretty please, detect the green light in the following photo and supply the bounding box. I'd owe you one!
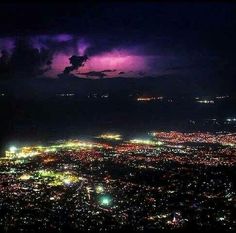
[101,197,110,205]
[35,170,79,186]
[99,195,112,206]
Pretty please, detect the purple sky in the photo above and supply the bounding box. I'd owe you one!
[0,34,162,78]
[1,3,236,83]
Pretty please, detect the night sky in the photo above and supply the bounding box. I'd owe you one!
[0,2,236,80]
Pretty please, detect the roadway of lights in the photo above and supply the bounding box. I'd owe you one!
[0,131,235,232]
[97,133,122,141]
[129,139,163,146]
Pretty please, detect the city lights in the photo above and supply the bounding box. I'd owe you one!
[1,2,236,233]
[9,146,17,153]
[98,134,122,141]
[96,185,104,193]
[129,139,162,146]
[0,133,235,232]
[137,97,156,102]
[19,174,31,180]
[197,100,215,104]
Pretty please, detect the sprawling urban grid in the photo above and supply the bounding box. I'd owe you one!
[0,132,236,232]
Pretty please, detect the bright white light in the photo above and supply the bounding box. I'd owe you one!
[9,146,17,153]
[98,134,122,140]
[130,139,160,146]
[64,179,71,185]
[157,141,164,146]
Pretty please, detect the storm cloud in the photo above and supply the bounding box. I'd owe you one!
[0,38,53,78]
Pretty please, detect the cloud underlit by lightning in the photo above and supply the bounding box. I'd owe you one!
[0,34,159,78]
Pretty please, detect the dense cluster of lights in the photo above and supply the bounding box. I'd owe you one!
[35,170,80,186]
[0,132,235,232]
[17,170,80,187]
[95,185,105,194]
[152,131,236,147]
[98,134,122,141]
[129,139,163,146]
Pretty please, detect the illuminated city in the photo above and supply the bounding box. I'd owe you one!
[0,132,235,232]
[1,1,236,233]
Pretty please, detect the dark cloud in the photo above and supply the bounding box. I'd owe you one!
[78,71,107,79]
[101,69,116,73]
[78,69,117,79]
[58,55,88,78]
[0,38,52,78]
[29,34,89,56]
[118,71,125,75]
